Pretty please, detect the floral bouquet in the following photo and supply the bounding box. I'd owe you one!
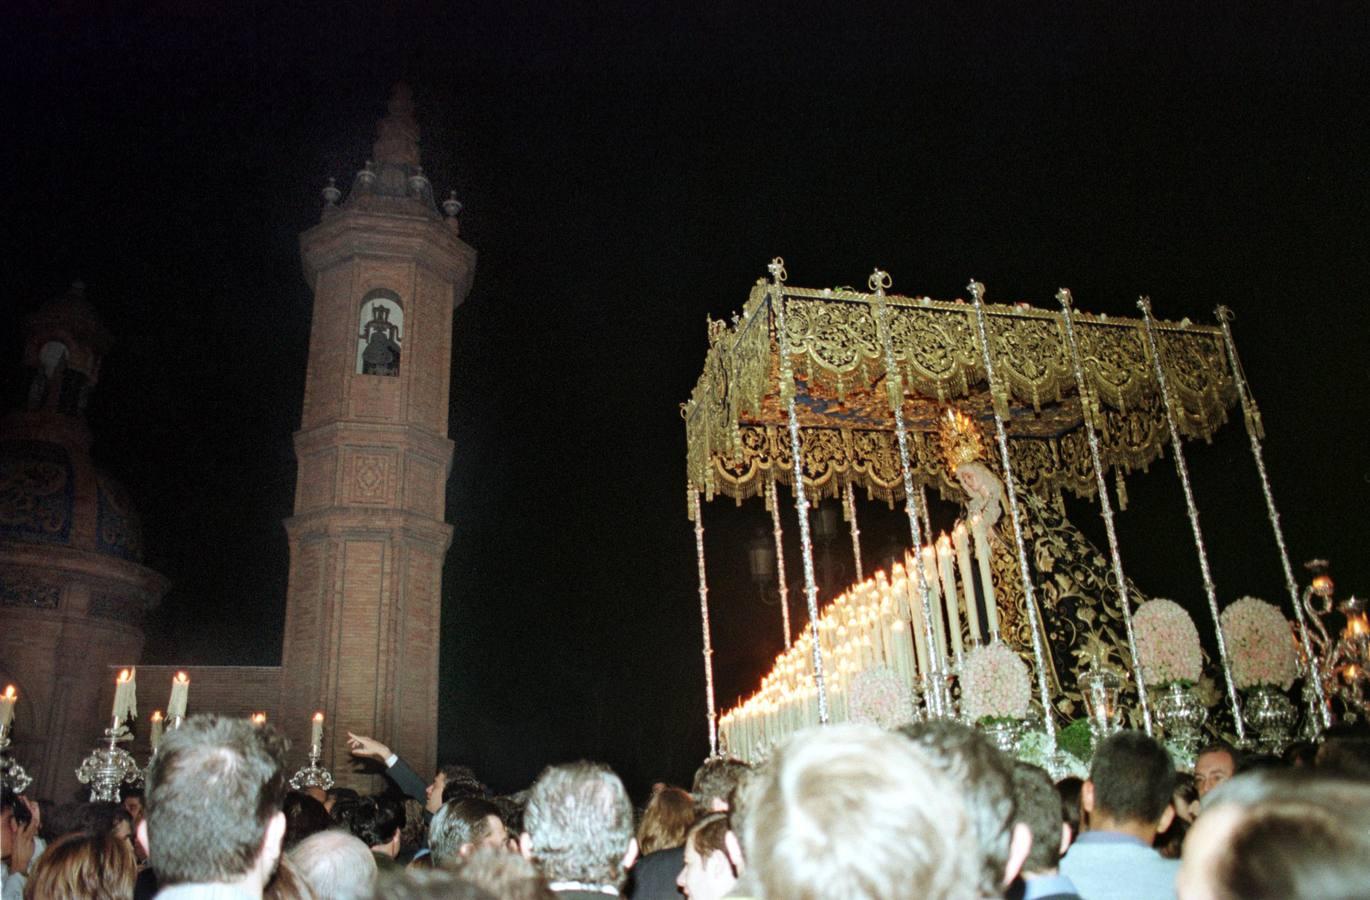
[961,641,1032,723]
[1133,599,1204,688]
[849,666,916,730]
[1220,596,1299,691]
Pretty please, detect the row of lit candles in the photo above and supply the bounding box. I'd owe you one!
[1,672,325,757]
[721,523,1003,761]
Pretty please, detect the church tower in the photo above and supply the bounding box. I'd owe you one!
[280,85,475,783]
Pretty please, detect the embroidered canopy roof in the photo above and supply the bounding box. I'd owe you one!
[684,272,1239,507]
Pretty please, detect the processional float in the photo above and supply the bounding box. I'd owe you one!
[683,259,1340,771]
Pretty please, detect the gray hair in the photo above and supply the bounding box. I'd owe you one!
[428,797,502,868]
[287,830,377,900]
[523,761,633,887]
[746,724,981,900]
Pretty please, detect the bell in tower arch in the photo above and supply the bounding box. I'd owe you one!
[358,301,402,377]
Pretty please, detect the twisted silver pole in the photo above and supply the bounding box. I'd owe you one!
[1056,289,1152,734]
[844,482,865,584]
[969,280,1058,748]
[870,269,947,717]
[917,484,935,551]
[1137,298,1245,740]
[689,488,719,755]
[769,258,830,723]
[1215,306,1329,732]
[766,472,793,648]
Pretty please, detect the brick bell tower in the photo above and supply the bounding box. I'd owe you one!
[280,84,475,784]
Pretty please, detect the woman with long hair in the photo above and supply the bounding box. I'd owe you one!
[628,786,696,900]
[23,831,135,900]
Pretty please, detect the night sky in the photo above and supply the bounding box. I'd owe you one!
[4,2,1368,798]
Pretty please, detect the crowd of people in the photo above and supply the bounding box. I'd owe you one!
[1,715,1367,899]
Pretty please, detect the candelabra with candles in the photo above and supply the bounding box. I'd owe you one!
[1304,561,1370,724]
[77,669,144,801]
[289,712,334,791]
[76,723,143,801]
[0,685,32,793]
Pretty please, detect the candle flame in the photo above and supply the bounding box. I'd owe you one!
[251,712,267,725]
[175,671,189,684]
[2,685,14,700]
[117,669,131,683]
[313,711,324,722]
[152,710,164,721]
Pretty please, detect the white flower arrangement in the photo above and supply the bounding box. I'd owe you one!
[1133,599,1204,687]
[1015,729,1089,779]
[961,640,1032,723]
[849,666,916,730]
[1220,596,1299,691]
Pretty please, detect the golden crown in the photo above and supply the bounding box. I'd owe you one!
[937,408,987,475]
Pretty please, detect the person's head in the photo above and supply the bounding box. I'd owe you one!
[636,786,696,855]
[21,830,136,900]
[282,791,334,851]
[1,789,32,860]
[1314,736,1370,779]
[1172,772,1199,824]
[429,797,509,867]
[454,846,555,900]
[368,868,496,900]
[399,797,429,860]
[748,724,981,900]
[323,787,358,815]
[1177,770,1370,900]
[286,830,378,900]
[1085,730,1175,835]
[955,461,1004,504]
[690,757,751,812]
[1194,741,1238,798]
[263,855,318,900]
[347,796,405,857]
[121,788,145,824]
[521,761,636,889]
[142,714,289,890]
[1055,776,1084,841]
[429,764,488,813]
[676,812,740,900]
[901,719,1031,894]
[1011,763,1067,878]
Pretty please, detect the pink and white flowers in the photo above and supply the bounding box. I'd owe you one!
[850,666,916,730]
[1133,599,1204,687]
[961,641,1032,722]
[1220,596,1299,691]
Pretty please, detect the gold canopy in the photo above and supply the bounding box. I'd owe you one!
[684,279,1239,508]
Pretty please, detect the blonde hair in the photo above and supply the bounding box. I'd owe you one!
[23,831,136,900]
[744,725,981,900]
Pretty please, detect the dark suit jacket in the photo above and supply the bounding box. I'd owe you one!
[627,846,684,900]
[387,756,429,804]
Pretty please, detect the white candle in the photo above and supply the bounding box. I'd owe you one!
[0,685,15,731]
[150,711,164,751]
[953,523,981,642]
[311,711,324,755]
[938,535,964,660]
[909,587,929,678]
[167,672,190,720]
[971,515,1000,637]
[921,546,946,662]
[112,669,137,728]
